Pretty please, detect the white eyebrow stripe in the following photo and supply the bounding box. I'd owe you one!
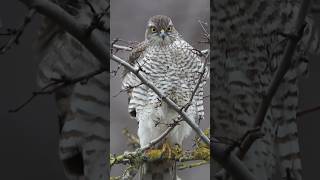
[148,22,155,27]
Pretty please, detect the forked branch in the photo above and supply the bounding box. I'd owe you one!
[0,9,36,54]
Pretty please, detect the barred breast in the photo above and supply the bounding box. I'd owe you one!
[122,39,207,123]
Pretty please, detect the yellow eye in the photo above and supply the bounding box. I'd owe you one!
[150,27,156,32]
[167,26,172,31]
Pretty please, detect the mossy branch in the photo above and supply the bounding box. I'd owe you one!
[110,129,210,179]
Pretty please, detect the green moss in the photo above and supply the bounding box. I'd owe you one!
[192,146,210,161]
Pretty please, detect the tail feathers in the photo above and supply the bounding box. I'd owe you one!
[275,120,302,180]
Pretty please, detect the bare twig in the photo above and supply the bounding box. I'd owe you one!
[0,9,36,54]
[182,51,209,112]
[297,105,320,117]
[84,0,96,14]
[122,129,140,149]
[113,44,132,51]
[86,4,109,35]
[112,83,143,97]
[110,63,122,77]
[197,20,210,44]
[111,38,139,47]
[9,67,106,112]
[84,0,110,35]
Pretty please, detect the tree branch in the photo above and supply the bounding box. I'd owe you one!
[111,145,208,167]
[0,9,36,54]
[18,0,109,66]
[240,0,312,155]
[183,51,209,112]
[111,54,210,144]
[297,105,320,117]
[177,160,208,170]
[110,145,209,180]
[215,0,313,178]
[111,54,257,180]
[112,44,132,51]
[9,67,107,112]
[111,43,209,55]
[254,0,311,128]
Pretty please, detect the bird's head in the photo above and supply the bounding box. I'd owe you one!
[145,15,179,45]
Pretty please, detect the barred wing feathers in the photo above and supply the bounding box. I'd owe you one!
[35,17,108,180]
[212,1,320,180]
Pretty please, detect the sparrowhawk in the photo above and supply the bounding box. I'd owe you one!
[122,15,208,180]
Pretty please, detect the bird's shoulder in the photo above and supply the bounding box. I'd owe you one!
[128,40,148,65]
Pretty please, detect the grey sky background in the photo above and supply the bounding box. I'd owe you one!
[110,0,210,179]
[0,1,319,180]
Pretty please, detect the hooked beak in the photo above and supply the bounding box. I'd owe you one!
[160,29,166,40]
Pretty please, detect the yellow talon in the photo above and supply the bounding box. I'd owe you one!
[161,142,172,159]
[145,142,183,160]
[172,144,183,159]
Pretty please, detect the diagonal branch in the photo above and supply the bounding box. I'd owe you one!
[18,0,109,66]
[111,54,257,180]
[215,0,313,178]
[140,124,176,152]
[183,51,209,112]
[9,67,107,113]
[243,0,312,154]
[111,54,210,145]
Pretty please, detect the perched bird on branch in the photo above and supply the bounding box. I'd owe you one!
[122,15,208,180]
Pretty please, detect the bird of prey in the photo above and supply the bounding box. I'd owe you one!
[122,15,208,180]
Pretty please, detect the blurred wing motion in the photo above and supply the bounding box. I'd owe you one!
[34,0,109,179]
[212,0,320,180]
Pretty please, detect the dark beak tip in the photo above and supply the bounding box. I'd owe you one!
[160,34,166,40]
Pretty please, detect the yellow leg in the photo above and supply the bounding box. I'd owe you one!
[161,142,172,159]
